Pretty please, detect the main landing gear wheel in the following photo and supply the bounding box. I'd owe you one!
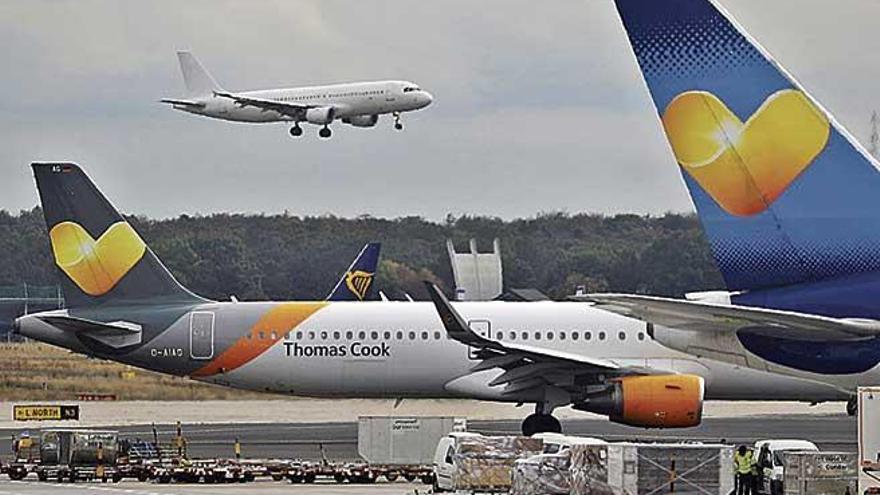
[847,396,858,416]
[319,126,332,139]
[289,125,303,137]
[393,112,403,131]
[521,413,562,436]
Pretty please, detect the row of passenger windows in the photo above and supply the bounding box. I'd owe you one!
[252,329,647,342]
[277,90,385,102]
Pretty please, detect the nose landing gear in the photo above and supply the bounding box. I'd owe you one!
[289,124,303,137]
[847,396,858,416]
[393,112,403,131]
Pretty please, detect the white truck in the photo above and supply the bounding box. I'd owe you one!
[754,439,819,495]
[531,432,606,454]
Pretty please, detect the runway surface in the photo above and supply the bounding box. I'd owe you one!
[0,413,856,461]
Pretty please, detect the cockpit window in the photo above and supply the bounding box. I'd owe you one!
[403,86,421,93]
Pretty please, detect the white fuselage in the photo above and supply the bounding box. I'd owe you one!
[176,80,432,123]
[179,301,850,403]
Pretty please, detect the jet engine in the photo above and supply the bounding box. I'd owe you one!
[344,115,379,128]
[305,107,336,125]
[574,374,704,428]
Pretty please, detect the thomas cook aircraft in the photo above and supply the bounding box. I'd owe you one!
[15,163,846,436]
[583,0,880,416]
[160,52,432,139]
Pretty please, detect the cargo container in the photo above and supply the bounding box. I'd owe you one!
[574,443,734,495]
[860,387,880,494]
[35,429,120,482]
[358,416,463,465]
[782,451,856,495]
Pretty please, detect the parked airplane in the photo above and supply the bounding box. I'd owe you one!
[14,163,846,435]
[160,52,432,139]
[583,0,880,415]
[327,243,381,301]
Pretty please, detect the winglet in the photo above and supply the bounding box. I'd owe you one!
[423,281,485,346]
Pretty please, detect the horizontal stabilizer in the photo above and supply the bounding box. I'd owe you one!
[581,293,880,341]
[159,98,206,109]
[37,314,142,348]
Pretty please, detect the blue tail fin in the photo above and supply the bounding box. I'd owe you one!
[614,0,880,294]
[326,243,381,301]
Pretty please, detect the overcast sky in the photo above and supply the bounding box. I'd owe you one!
[1,0,878,220]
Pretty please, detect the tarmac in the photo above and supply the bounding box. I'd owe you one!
[0,480,425,495]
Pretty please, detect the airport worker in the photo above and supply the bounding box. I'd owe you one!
[734,445,754,495]
[756,444,771,493]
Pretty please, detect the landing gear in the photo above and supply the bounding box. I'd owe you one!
[521,413,562,437]
[318,126,332,139]
[393,112,403,131]
[847,396,858,416]
[289,124,303,137]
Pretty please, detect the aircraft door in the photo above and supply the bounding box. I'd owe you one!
[468,320,490,360]
[190,312,215,360]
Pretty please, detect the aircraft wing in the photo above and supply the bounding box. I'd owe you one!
[159,98,206,109]
[423,283,656,399]
[579,293,880,341]
[213,91,313,117]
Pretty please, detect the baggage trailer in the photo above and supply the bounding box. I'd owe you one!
[34,429,120,482]
[5,431,41,480]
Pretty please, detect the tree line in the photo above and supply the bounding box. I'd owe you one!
[0,208,724,301]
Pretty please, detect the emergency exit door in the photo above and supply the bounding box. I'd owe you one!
[468,320,490,360]
[190,312,215,360]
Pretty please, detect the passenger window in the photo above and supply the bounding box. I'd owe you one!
[534,332,541,341]
[496,332,503,340]
[296,332,303,340]
[371,331,379,340]
[333,331,340,340]
[271,331,277,340]
[509,331,516,340]
[435,331,442,340]
[585,331,592,340]
[560,331,566,340]
[599,332,606,341]
[521,331,528,340]
[346,331,353,340]
[308,331,315,340]
[259,331,265,340]
[421,331,429,340]
[547,332,554,341]
[619,331,626,341]
[638,332,645,341]
[409,331,416,340]
[384,331,391,340]
[572,332,579,341]
[396,331,403,340]
[358,331,366,340]
[320,331,328,340]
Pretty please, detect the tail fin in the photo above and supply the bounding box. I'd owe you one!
[176,51,222,97]
[326,243,381,301]
[614,0,880,292]
[32,163,204,308]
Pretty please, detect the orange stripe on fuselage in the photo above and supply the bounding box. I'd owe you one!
[191,302,327,377]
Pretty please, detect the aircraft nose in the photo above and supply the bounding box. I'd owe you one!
[421,91,434,107]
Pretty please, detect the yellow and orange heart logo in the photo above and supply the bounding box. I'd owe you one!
[661,89,830,216]
[49,221,146,296]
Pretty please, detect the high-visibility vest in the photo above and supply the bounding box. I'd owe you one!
[734,451,754,475]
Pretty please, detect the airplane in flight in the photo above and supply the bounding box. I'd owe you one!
[15,163,846,436]
[160,52,433,139]
[583,0,880,416]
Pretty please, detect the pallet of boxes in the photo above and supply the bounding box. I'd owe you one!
[452,435,542,492]
[509,438,734,495]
